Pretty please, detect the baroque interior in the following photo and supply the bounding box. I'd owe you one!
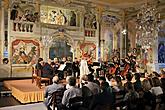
[0,0,165,77]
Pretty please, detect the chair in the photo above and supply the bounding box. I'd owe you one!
[51,90,64,110]
[37,70,50,88]
[32,65,38,84]
[32,66,50,88]
[68,96,84,110]
[155,94,163,110]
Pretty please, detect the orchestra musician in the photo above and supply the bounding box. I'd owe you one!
[109,56,120,75]
[53,57,60,75]
[72,57,80,78]
[120,52,138,77]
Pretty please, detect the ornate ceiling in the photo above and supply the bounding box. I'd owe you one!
[92,0,165,20]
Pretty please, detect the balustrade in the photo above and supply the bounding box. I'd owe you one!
[11,20,35,33]
[84,28,96,37]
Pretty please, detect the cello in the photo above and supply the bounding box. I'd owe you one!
[120,58,130,77]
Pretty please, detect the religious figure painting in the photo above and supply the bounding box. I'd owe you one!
[84,11,97,29]
[12,39,40,64]
[40,5,77,26]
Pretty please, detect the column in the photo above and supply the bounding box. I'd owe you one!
[152,33,159,72]
[100,40,105,61]
[1,1,5,63]
[96,6,103,61]
[79,10,85,32]
[7,6,11,62]
[113,31,117,50]
[120,30,124,59]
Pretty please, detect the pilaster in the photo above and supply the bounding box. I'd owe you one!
[1,1,5,63]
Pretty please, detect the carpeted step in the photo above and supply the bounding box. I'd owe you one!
[0,87,12,97]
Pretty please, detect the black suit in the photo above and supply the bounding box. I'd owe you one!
[72,61,80,77]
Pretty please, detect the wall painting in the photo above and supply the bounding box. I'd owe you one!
[40,5,77,26]
[80,43,96,61]
[12,39,40,64]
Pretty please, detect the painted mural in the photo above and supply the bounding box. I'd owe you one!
[80,43,96,61]
[12,39,40,64]
[158,31,165,63]
[40,5,77,26]
[158,41,165,63]
[49,41,73,60]
[84,11,97,29]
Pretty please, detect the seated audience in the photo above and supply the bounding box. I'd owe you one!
[160,69,165,92]
[124,72,133,92]
[65,68,74,89]
[44,76,64,110]
[123,83,139,110]
[142,79,155,109]
[133,73,142,92]
[150,77,163,96]
[62,77,82,108]
[90,81,113,110]
[113,75,124,92]
[84,74,100,95]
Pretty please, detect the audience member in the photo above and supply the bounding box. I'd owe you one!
[123,83,139,110]
[124,72,133,92]
[160,69,165,92]
[113,75,124,92]
[142,79,155,110]
[62,77,82,108]
[91,81,113,110]
[133,73,142,92]
[84,74,100,95]
[44,76,64,110]
[150,77,163,96]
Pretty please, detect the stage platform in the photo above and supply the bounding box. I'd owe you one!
[3,79,45,104]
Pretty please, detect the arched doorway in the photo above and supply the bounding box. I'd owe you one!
[49,31,74,60]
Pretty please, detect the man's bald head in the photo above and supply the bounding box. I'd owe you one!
[52,76,59,83]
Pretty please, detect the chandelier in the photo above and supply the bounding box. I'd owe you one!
[136,1,161,46]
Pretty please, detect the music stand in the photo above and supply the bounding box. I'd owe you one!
[93,62,100,66]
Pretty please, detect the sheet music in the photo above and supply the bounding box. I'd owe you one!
[58,64,66,71]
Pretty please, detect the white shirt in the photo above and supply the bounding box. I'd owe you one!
[150,86,163,96]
